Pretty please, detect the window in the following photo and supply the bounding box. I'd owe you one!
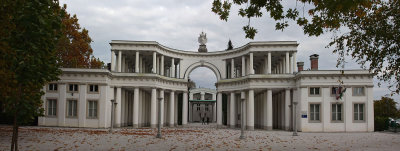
[88,100,98,118]
[48,83,58,91]
[88,84,99,93]
[205,105,209,111]
[196,104,200,111]
[352,87,365,96]
[331,87,338,95]
[310,87,320,96]
[47,99,57,116]
[68,84,78,92]
[309,104,320,122]
[331,103,343,121]
[354,103,365,121]
[67,100,77,117]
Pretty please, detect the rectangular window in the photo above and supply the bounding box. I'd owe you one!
[332,103,343,121]
[354,103,365,121]
[197,104,200,111]
[68,84,78,92]
[89,85,99,93]
[88,100,98,118]
[331,87,338,95]
[352,87,365,96]
[67,100,77,117]
[47,99,57,116]
[309,104,320,121]
[310,87,320,95]
[48,84,58,91]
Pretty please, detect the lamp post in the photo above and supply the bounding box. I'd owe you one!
[156,97,163,138]
[110,99,117,133]
[292,102,298,136]
[239,98,245,139]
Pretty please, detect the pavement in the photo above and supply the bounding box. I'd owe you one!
[1,123,400,150]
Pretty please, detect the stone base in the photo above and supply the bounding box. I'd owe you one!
[150,124,157,128]
[217,124,223,128]
[133,124,139,128]
[264,126,273,131]
[230,125,236,129]
[246,126,254,131]
[115,124,121,128]
[169,124,174,127]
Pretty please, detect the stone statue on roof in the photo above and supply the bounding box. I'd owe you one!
[198,32,208,52]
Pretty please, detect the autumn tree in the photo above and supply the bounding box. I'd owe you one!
[212,0,400,94]
[0,0,63,150]
[56,4,104,69]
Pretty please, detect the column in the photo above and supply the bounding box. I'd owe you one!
[264,55,268,74]
[133,88,139,128]
[150,88,157,128]
[290,55,293,73]
[160,55,164,76]
[118,51,122,72]
[266,89,273,130]
[231,59,235,78]
[160,89,164,127]
[213,102,216,122]
[121,56,125,72]
[200,92,205,100]
[268,52,272,74]
[169,91,175,127]
[241,56,246,76]
[217,92,222,127]
[115,87,121,127]
[135,51,139,73]
[152,52,157,73]
[139,56,143,73]
[111,51,116,71]
[247,89,254,130]
[293,52,297,73]
[249,53,254,74]
[285,89,290,130]
[57,84,66,126]
[182,91,188,126]
[171,58,175,77]
[230,92,236,128]
[285,52,290,74]
[78,84,86,127]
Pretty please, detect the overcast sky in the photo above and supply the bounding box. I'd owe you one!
[59,0,399,102]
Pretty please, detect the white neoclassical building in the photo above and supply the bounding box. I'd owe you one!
[39,34,374,132]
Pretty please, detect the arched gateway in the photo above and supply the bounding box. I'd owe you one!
[39,33,374,132]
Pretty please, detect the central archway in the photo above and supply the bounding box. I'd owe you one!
[183,61,222,81]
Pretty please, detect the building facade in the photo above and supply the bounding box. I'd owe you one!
[38,37,374,132]
[189,88,216,123]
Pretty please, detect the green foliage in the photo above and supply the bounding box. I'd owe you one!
[374,97,400,118]
[374,97,400,131]
[0,0,63,150]
[212,0,400,94]
[374,116,389,131]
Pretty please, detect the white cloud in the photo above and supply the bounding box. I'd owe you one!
[60,0,399,102]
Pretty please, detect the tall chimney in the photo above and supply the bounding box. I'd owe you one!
[297,62,304,71]
[310,54,319,70]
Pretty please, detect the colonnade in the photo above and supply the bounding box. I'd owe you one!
[225,52,297,79]
[218,88,292,131]
[113,87,188,128]
[111,50,181,78]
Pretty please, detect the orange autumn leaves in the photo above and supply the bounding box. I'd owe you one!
[56,5,104,69]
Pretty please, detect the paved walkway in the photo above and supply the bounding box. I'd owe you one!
[1,124,399,150]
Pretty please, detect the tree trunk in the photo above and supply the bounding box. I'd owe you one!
[11,111,17,151]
